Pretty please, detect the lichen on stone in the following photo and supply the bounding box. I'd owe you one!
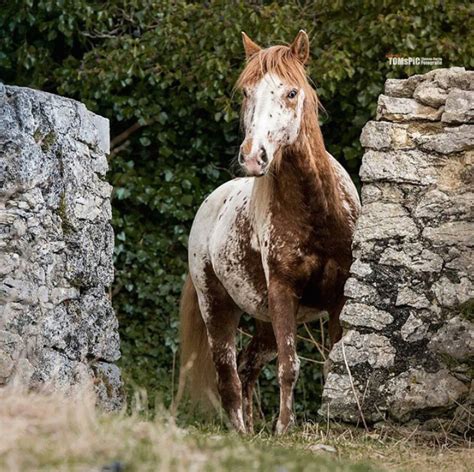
[0,85,122,409]
[57,193,74,235]
[322,68,474,429]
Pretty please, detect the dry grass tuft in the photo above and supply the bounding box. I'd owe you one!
[0,386,202,472]
[295,421,473,472]
[0,385,472,472]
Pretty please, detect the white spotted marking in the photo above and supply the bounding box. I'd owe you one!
[188,94,359,325]
[243,73,305,168]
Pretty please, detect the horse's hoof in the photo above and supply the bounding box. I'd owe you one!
[274,417,295,435]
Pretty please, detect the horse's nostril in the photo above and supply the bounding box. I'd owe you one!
[238,153,245,165]
[260,147,268,164]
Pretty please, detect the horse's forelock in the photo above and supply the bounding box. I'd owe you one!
[237,46,302,86]
[236,45,319,134]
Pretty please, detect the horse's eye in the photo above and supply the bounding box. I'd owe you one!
[287,89,298,99]
[243,89,248,98]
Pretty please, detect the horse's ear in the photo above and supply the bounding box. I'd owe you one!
[290,30,310,64]
[242,32,261,59]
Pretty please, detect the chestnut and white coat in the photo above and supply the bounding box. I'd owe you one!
[180,31,360,435]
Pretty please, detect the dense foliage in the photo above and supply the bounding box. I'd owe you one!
[2,0,472,418]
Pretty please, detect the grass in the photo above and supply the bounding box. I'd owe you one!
[0,387,472,472]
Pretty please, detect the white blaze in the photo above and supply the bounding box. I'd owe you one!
[244,73,305,167]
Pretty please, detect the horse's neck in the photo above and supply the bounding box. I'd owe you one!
[271,132,344,227]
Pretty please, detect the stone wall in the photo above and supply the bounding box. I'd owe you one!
[0,85,122,409]
[321,68,473,431]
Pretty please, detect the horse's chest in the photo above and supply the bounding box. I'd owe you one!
[211,211,318,319]
[265,222,319,282]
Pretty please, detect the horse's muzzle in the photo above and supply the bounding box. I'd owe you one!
[239,145,268,177]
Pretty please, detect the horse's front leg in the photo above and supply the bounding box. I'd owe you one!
[268,280,300,435]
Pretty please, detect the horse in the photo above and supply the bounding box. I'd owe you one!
[179,30,360,435]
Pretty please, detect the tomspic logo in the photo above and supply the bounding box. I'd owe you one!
[386,54,443,66]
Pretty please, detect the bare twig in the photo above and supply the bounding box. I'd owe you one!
[391,424,419,449]
[296,334,315,344]
[437,418,449,448]
[341,340,369,432]
[299,355,325,365]
[210,162,235,179]
[237,328,252,338]
[111,121,146,149]
[81,29,121,39]
[108,140,132,158]
[326,402,330,438]
[319,317,326,351]
[303,323,329,359]
[240,328,325,365]
[254,380,265,424]
[171,350,176,407]
[169,352,195,419]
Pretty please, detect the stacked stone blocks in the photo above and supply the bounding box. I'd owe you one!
[322,68,473,430]
[0,85,122,409]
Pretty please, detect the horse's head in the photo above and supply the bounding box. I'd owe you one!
[236,30,318,177]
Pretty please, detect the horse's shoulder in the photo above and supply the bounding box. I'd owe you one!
[193,178,248,220]
[205,177,252,205]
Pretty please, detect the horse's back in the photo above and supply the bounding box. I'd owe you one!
[328,153,361,223]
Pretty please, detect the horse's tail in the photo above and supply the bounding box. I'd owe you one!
[179,274,217,407]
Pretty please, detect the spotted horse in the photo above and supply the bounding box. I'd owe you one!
[180,30,360,434]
